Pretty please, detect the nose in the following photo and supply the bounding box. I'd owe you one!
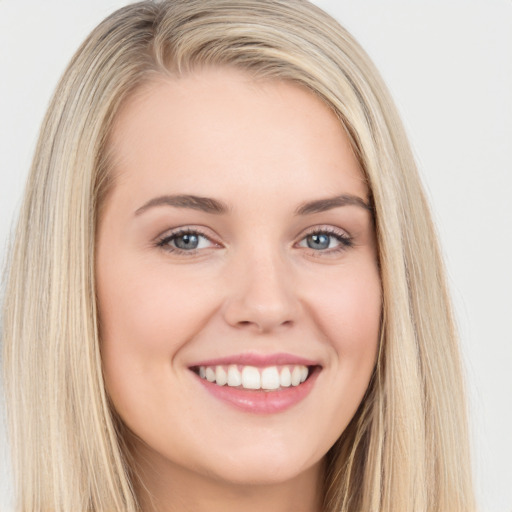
[221,249,302,334]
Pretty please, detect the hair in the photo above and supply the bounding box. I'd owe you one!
[2,1,475,511]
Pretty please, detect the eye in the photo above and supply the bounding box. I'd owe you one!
[156,228,217,253]
[297,228,352,253]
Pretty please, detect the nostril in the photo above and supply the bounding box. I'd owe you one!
[221,281,302,333]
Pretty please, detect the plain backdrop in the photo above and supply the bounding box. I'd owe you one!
[1,1,511,511]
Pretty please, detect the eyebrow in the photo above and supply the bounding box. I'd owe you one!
[135,194,229,216]
[294,194,372,215]
[134,192,372,217]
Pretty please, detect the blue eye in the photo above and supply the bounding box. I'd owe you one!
[298,229,352,252]
[306,233,330,250]
[156,227,351,255]
[173,233,200,250]
[157,230,214,252]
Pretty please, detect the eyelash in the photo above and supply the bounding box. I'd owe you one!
[298,226,353,256]
[155,227,215,255]
[155,226,353,256]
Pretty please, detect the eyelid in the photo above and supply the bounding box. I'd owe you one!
[294,225,353,255]
[153,224,353,257]
[299,224,351,238]
[155,226,222,254]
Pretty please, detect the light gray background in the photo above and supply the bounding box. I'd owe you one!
[1,1,511,511]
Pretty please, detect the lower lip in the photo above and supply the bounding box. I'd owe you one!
[194,368,320,414]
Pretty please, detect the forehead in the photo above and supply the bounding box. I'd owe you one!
[107,67,368,209]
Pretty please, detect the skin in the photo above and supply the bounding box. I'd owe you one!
[96,68,381,512]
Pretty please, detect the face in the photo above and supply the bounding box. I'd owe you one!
[96,68,381,492]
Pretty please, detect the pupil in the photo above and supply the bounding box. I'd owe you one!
[307,233,329,250]
[175,234,199,250]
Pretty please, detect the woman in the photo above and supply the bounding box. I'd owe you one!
[2,0,475,511]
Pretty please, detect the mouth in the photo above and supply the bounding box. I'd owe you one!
[190,364,319,391]
[188,354,321,414]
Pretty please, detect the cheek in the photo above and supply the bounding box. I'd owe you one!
[318,267,381,437]
[98,258,213,354]
[96,255,216,413]
[307,260,381,412]
[315,265,381,351]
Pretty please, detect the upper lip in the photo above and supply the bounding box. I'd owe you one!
[189,352,321,368]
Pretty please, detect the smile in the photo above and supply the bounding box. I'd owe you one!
[189,355,321,414]
[195,364,310,391]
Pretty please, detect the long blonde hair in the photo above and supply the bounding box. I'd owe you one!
[2,1,474,510]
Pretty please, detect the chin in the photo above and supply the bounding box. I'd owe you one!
[192,440,325,487]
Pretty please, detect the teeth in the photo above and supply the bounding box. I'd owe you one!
[197,364,311,390]
[291,366,302,386]
[261,367,280,390]
[280,367,291,387]
[215,366,227,386]
[205,367,216,382]
[227,364,242,387]
[242,366,261,389]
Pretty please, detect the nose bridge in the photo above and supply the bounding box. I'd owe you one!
[222,241,300,332]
